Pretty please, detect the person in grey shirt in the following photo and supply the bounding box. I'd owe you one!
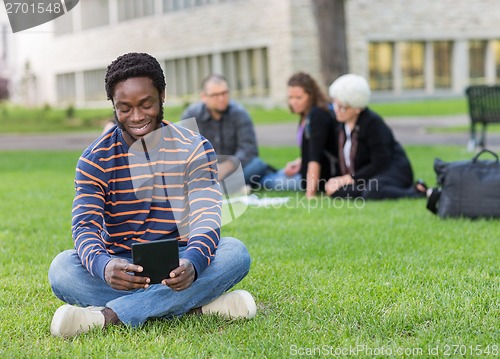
[181,74,273,186]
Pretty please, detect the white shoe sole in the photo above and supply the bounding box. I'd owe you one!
[202,290,257,319]
[50,304,105,338]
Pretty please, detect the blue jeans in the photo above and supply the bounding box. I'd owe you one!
[260,169,303,191]
[48,237,250,327]
[243,156,270,185]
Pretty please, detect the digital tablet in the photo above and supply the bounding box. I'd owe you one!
[131,239,179,284]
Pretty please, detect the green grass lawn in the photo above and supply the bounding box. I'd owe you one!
[370,98,468,118]
[0,98,468,134]
[428,123,500,134]
[0,104,114,133]
[0,146,498,358]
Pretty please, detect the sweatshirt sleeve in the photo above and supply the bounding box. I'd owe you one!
[182,137,222,277]
[71,153,112,281]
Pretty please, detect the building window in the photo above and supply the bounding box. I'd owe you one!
[174,58,188,97]
[83,69,106,102]
[163,0,213,12]
[400,41,425,89]
[495,40,500,84]
[56,73,76,104]
[222,52,237,93]
[249,48,269,96]
[54,10,73,36]
[163,47,269,100]
[469,40,487,85]
[1,24,8,61]
[222,48,268,97]
[164,0,188,11]
[197,55,213,83]
[369,42,393,91]
[434,41,452,89]
[81,0,110,30]
[164,59,176,97]
[118,0,155,22]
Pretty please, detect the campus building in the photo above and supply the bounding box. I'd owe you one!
[0,7,12,99]
[5,0,500,107]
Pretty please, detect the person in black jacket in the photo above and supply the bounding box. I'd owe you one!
[262,72,337,198]
[325,74,426,199]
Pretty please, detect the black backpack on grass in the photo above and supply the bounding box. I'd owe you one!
[426,149,500,218]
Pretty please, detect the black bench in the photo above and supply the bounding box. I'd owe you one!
[465,85,500,150]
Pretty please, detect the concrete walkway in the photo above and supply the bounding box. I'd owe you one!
[1,115,500,151]
[256,115,500,148]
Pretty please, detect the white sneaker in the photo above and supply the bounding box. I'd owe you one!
[201,290,256,319]
[50,304,105,338]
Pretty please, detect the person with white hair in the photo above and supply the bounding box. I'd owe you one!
[325,74,427,199]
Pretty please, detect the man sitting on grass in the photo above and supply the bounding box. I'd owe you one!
[181,74,274,186]
[48,52,256,338]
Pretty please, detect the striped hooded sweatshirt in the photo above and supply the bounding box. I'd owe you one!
[72,120,221,281]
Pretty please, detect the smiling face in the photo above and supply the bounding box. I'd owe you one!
[112,77,164,146]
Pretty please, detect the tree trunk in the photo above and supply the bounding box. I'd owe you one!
[311,0,349,88]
